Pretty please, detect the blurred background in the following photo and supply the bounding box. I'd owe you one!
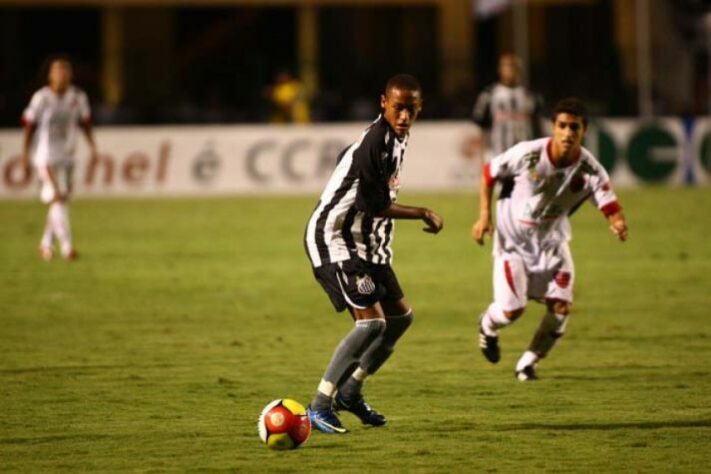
[1,0,709,126]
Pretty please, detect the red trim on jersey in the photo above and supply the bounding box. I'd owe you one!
[601,201,622,217]
[547,139,581,168]
[503,260,518,297]
[79,117,92,127]
[483,162,495,186]
[20,116,34,127]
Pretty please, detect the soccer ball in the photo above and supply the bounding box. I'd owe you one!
[257,399,311,450]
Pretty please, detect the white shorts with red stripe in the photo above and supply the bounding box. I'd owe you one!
[493,241,574,311]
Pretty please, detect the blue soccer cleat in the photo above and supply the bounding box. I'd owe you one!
[335,395,387,427]
[307,405,348,434]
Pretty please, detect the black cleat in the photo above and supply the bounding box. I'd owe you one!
[479,324,501,364]
[515,365,538,381]
[335,395,387,427]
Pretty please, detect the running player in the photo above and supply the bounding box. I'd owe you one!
[472,53,544,156]
[21,57,98,261]
[304,74,443,433]
[471,97,628,381]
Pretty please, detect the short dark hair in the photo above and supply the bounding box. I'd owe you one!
[552,97,588,126]
[385,74,422,96]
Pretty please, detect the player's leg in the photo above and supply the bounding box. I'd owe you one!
[479,255,527,363]
[39,213,55,261]
[52,163,76,260]
[515,245,574,380]
[307,262,386,433]
[37,165,56,260]
[336,290,413,427]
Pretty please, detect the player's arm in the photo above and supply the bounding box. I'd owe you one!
[21,122,37,173]
[78,93,98,159]
[472,88,492,129]
[354,135,443,234]
[600,197,628,242]
[376,203,443,234]
[21,92,43,173]
[591,162,628,242]
[80,120,98,158]
[472,166,495,245]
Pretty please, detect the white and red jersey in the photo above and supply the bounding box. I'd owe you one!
[22,85,91,166]
[484,137,620,269]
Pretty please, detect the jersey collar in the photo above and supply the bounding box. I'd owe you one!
[546,138,581,169]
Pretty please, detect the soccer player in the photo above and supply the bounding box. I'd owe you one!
[304,74,443,433]
[472,53,545,156]
[21,57,98,261]
[471,98,628,381]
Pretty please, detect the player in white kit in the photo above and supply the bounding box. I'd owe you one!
[471,98,628,381]
[21,57,98,261]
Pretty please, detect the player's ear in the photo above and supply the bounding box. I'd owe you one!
[380,94,387,110]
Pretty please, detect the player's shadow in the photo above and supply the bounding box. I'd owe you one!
[497,419,711,431]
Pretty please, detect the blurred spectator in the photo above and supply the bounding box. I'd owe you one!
[267,70,310,123]
[472,53,545,156]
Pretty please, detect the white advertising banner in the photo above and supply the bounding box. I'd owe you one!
[0,122,481,199]
[1,118,709,199]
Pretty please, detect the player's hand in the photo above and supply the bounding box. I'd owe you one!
[609,213,628,242]
[472,216,493,245]
[20,153,31,175]
[422,209,443,234]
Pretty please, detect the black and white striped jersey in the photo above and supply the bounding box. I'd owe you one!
[305,115,407,268]
[472,83,544,155]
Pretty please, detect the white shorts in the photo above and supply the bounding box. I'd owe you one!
[37,162,74,204]
[493,242,574,311]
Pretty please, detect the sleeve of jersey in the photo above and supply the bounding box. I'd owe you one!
[354,139,391,215]
[21,93,42,126]
[483,147,516,187]
[589,163,622,217]
[472,90,492,128]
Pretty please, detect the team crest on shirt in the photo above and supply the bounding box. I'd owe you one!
[356,275,376,295]
[554,271,571,288]
[523,151,541,182]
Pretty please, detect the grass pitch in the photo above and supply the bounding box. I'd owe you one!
[1,188,710,473]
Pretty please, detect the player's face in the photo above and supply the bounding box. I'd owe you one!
[552,113,586,159]
[498,55,521,87]
[48,60,72,92]
[381,87,422,137]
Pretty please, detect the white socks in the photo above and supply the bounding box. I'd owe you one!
[40,214,54,249]
[480,302,512,336]
[517,311,568,371]
[43,202,73,256]
[516,350,539,372]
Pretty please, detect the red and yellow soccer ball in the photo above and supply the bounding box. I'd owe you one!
[257,399,311,450]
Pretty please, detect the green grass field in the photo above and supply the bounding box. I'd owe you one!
[1,188,710,473]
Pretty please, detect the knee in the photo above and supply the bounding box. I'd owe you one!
[548,299,571,316]
[504,307,525,321]
[384,310,413,340]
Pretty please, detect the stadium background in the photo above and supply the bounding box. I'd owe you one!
[1,1,710,472]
